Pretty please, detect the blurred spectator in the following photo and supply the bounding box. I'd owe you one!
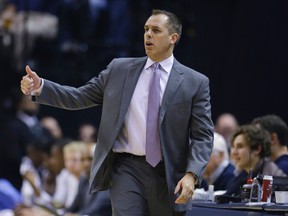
[225,124,286,196]
[14,93,40,130]
[51,141,85,210]
[43,138,72,196]
[20,138,51,206]
[78,123,97,144]
[65,143,112,216]
[215,112,239,151]
[252,114,288,175]
[202,132,235,191]
[40,116,63,140]
[7,90,51,139]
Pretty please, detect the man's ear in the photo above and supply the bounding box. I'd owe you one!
[253,145,262,156]
[270,132,278,146]
[170,33,179,45]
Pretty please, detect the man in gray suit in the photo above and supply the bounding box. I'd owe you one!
[21,9,214,216]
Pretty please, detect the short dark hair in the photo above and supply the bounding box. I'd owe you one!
[151,9,182,42]
[252,114,288,147]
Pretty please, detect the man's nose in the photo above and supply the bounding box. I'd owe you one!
[145,29,152,37]
[145,35,151,41]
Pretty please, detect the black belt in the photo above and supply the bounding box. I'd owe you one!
[116,152,146,160]
[115,152,164,164]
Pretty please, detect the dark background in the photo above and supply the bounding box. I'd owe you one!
[1,0,287,138]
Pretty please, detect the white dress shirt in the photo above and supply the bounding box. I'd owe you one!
[113,55,174,155]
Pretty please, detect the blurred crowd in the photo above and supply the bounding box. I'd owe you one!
[0,91,112,215]
[1,0,288,215]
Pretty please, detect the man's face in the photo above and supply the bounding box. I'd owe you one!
[19,95,39,116]
[231,134,251,171]
[82,145,94,176]
[48,146,64,175]
[144,14,177,62]
[64,151,83,176]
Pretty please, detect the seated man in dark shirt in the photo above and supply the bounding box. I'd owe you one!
[252,114,288,175]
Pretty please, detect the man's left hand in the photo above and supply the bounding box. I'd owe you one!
[174,172,196,204]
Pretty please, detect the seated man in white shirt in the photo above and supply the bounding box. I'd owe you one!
[202,132,235,191]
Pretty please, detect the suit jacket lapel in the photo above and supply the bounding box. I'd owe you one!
[117,57,147,127]
[159,60,184,124]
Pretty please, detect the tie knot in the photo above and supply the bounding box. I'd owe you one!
[151,62,160,72]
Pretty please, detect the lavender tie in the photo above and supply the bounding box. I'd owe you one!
[146,62,162,167]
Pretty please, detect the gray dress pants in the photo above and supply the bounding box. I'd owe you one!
[110,153,186,216]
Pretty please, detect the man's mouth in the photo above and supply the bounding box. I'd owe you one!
[146,41,154,46]
[234,157,240,162]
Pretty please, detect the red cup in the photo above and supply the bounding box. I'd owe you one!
[261,175,273,202]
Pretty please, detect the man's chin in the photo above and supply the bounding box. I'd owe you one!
[145,50,155,58]
[145,49,151,54]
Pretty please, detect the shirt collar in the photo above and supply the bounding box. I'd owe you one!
[144,55,174,74]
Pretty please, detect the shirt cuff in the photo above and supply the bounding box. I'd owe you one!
[31,79,44,96]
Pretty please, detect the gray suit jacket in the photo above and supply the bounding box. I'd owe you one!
[34,57,214,211]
